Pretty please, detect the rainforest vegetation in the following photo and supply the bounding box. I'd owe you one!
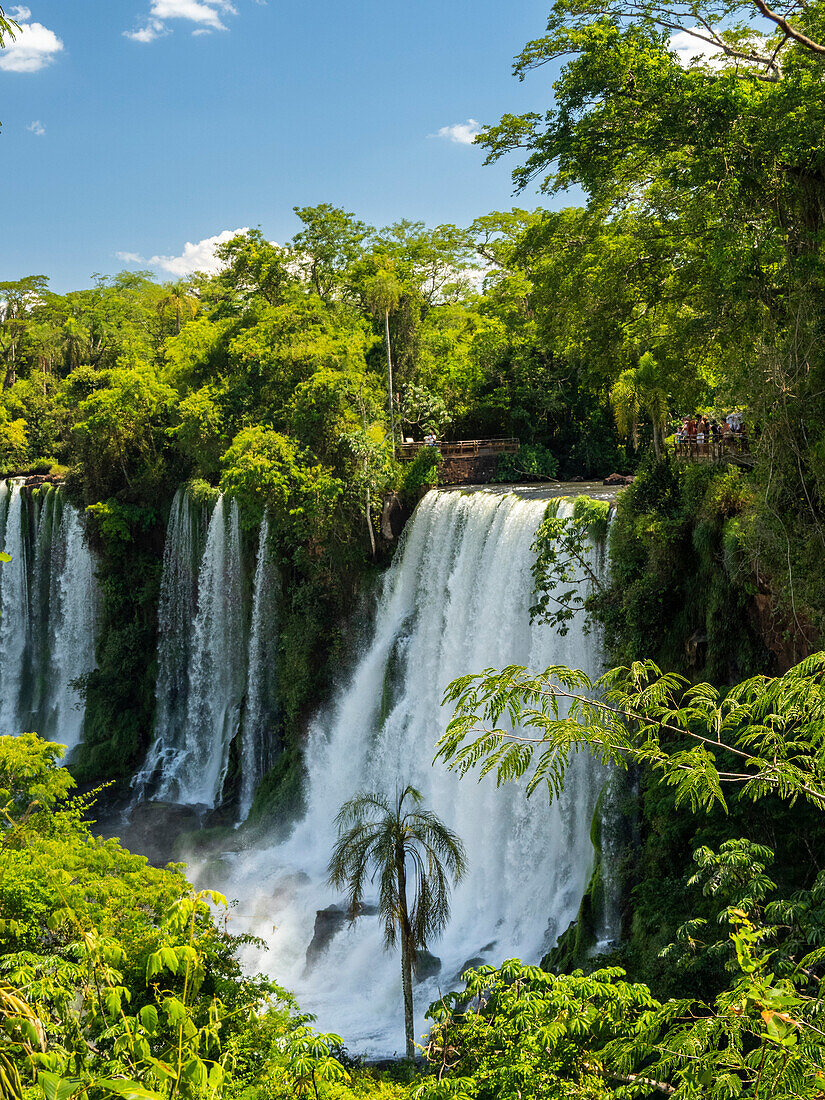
[4,0,825,1093]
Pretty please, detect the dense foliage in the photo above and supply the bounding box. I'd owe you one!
[6,0,825,1092]
[0,734,414,1100]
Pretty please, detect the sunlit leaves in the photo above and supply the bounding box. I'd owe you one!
[438,652,825,811]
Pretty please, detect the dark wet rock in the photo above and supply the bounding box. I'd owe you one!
[381,492,413,540]
[414,949,441,982]
[305,901,379,967]
[451,956,487,984]
[306,905,349,966]
[603,472,635,486]
[119,800,206,866]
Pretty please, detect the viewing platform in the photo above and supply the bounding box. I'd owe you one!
[398,437,519,460]
[673,436,753,466]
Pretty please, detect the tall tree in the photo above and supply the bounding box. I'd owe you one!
[328,785,467,1059]
[292,204,371,302]
[364,265,402,456]
[0,277,48,390]
[610,352,669,458]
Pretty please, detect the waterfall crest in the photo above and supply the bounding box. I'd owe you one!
[217,488,606,1055]
[0,479,98,750]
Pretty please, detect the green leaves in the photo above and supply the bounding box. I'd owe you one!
[438,653,825,811]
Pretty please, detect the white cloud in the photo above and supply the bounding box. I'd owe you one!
[0,15,63,72]
[433,119,482,145]
[126,0,237,41]
[27,119,45,135]
[10,6,32,20]
[148,228,249,276]
[669,28,725,66]
[116,251,144,264]
[124,18,168,42]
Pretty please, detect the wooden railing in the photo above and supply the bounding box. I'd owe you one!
[673,436,751,463]
[398,437,519,461]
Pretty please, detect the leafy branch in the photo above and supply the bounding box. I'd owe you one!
[436,652,825,812]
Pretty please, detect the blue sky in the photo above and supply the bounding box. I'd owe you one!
[0,0,566,291]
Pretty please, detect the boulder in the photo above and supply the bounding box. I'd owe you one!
[413,949,441,982]
[305,901,379,967]
[306,905,349,966]
[603,472,635,486]
[120,800,206,866]
[451,956,487,984]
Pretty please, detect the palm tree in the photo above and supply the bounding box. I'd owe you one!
[610,351,669,459]
[327,785,467,1059]
[364,265,402,459]
[157,281,198,335]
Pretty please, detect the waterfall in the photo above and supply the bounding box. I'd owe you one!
[49,504,99,749]
[0,479,98,749]
[134,486,206,799]
[240,512,279,819]
[140,491,247,808]
[0,481,30,734]
[215,488,607,1055]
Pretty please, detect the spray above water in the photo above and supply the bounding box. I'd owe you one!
[214,488,608,1056]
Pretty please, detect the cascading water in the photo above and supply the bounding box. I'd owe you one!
[0,481,30,735]
[0,479,98,750]
[213,487,609,1055]
[240,512,279,819]
[138,490,248,808]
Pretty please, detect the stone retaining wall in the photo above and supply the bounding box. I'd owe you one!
[439,454,499,484]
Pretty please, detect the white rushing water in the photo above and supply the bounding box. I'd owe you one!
[0,479,98,749]
[139,491,247,807]
[213,488,607,1056]
[240,512,279,819]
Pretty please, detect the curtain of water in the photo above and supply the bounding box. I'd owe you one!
[239,512,279,819]
[140,491,247,808]
[0,479,98,749]
[217,488,608,1055]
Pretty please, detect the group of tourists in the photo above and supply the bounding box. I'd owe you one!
[675,412,746,446]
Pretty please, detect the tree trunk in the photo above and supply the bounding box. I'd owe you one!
[365,482,376,560]
[384,309,395,460]
[396,852,415,1059]
[3,342,16,391]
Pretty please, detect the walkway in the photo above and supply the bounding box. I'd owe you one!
[673,437,753,465]
[398,437,519,460]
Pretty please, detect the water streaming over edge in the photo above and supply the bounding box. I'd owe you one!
[0,479,98,750]
[206,488,609,1055]
[137,488,276,813]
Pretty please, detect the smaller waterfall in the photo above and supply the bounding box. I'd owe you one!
[0,479,98,749]
[240,512,279,819]
[0,482,30,734]
[152,487,206,760]
[50,505,99,749]
[140,491,249,809]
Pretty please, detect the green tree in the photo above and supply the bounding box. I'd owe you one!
[328,786,467,1059]
[363,266,402,456]
[291,204,371,302]
[156,280,199,336]
[610,352,670,458]
[0,277,49,390]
